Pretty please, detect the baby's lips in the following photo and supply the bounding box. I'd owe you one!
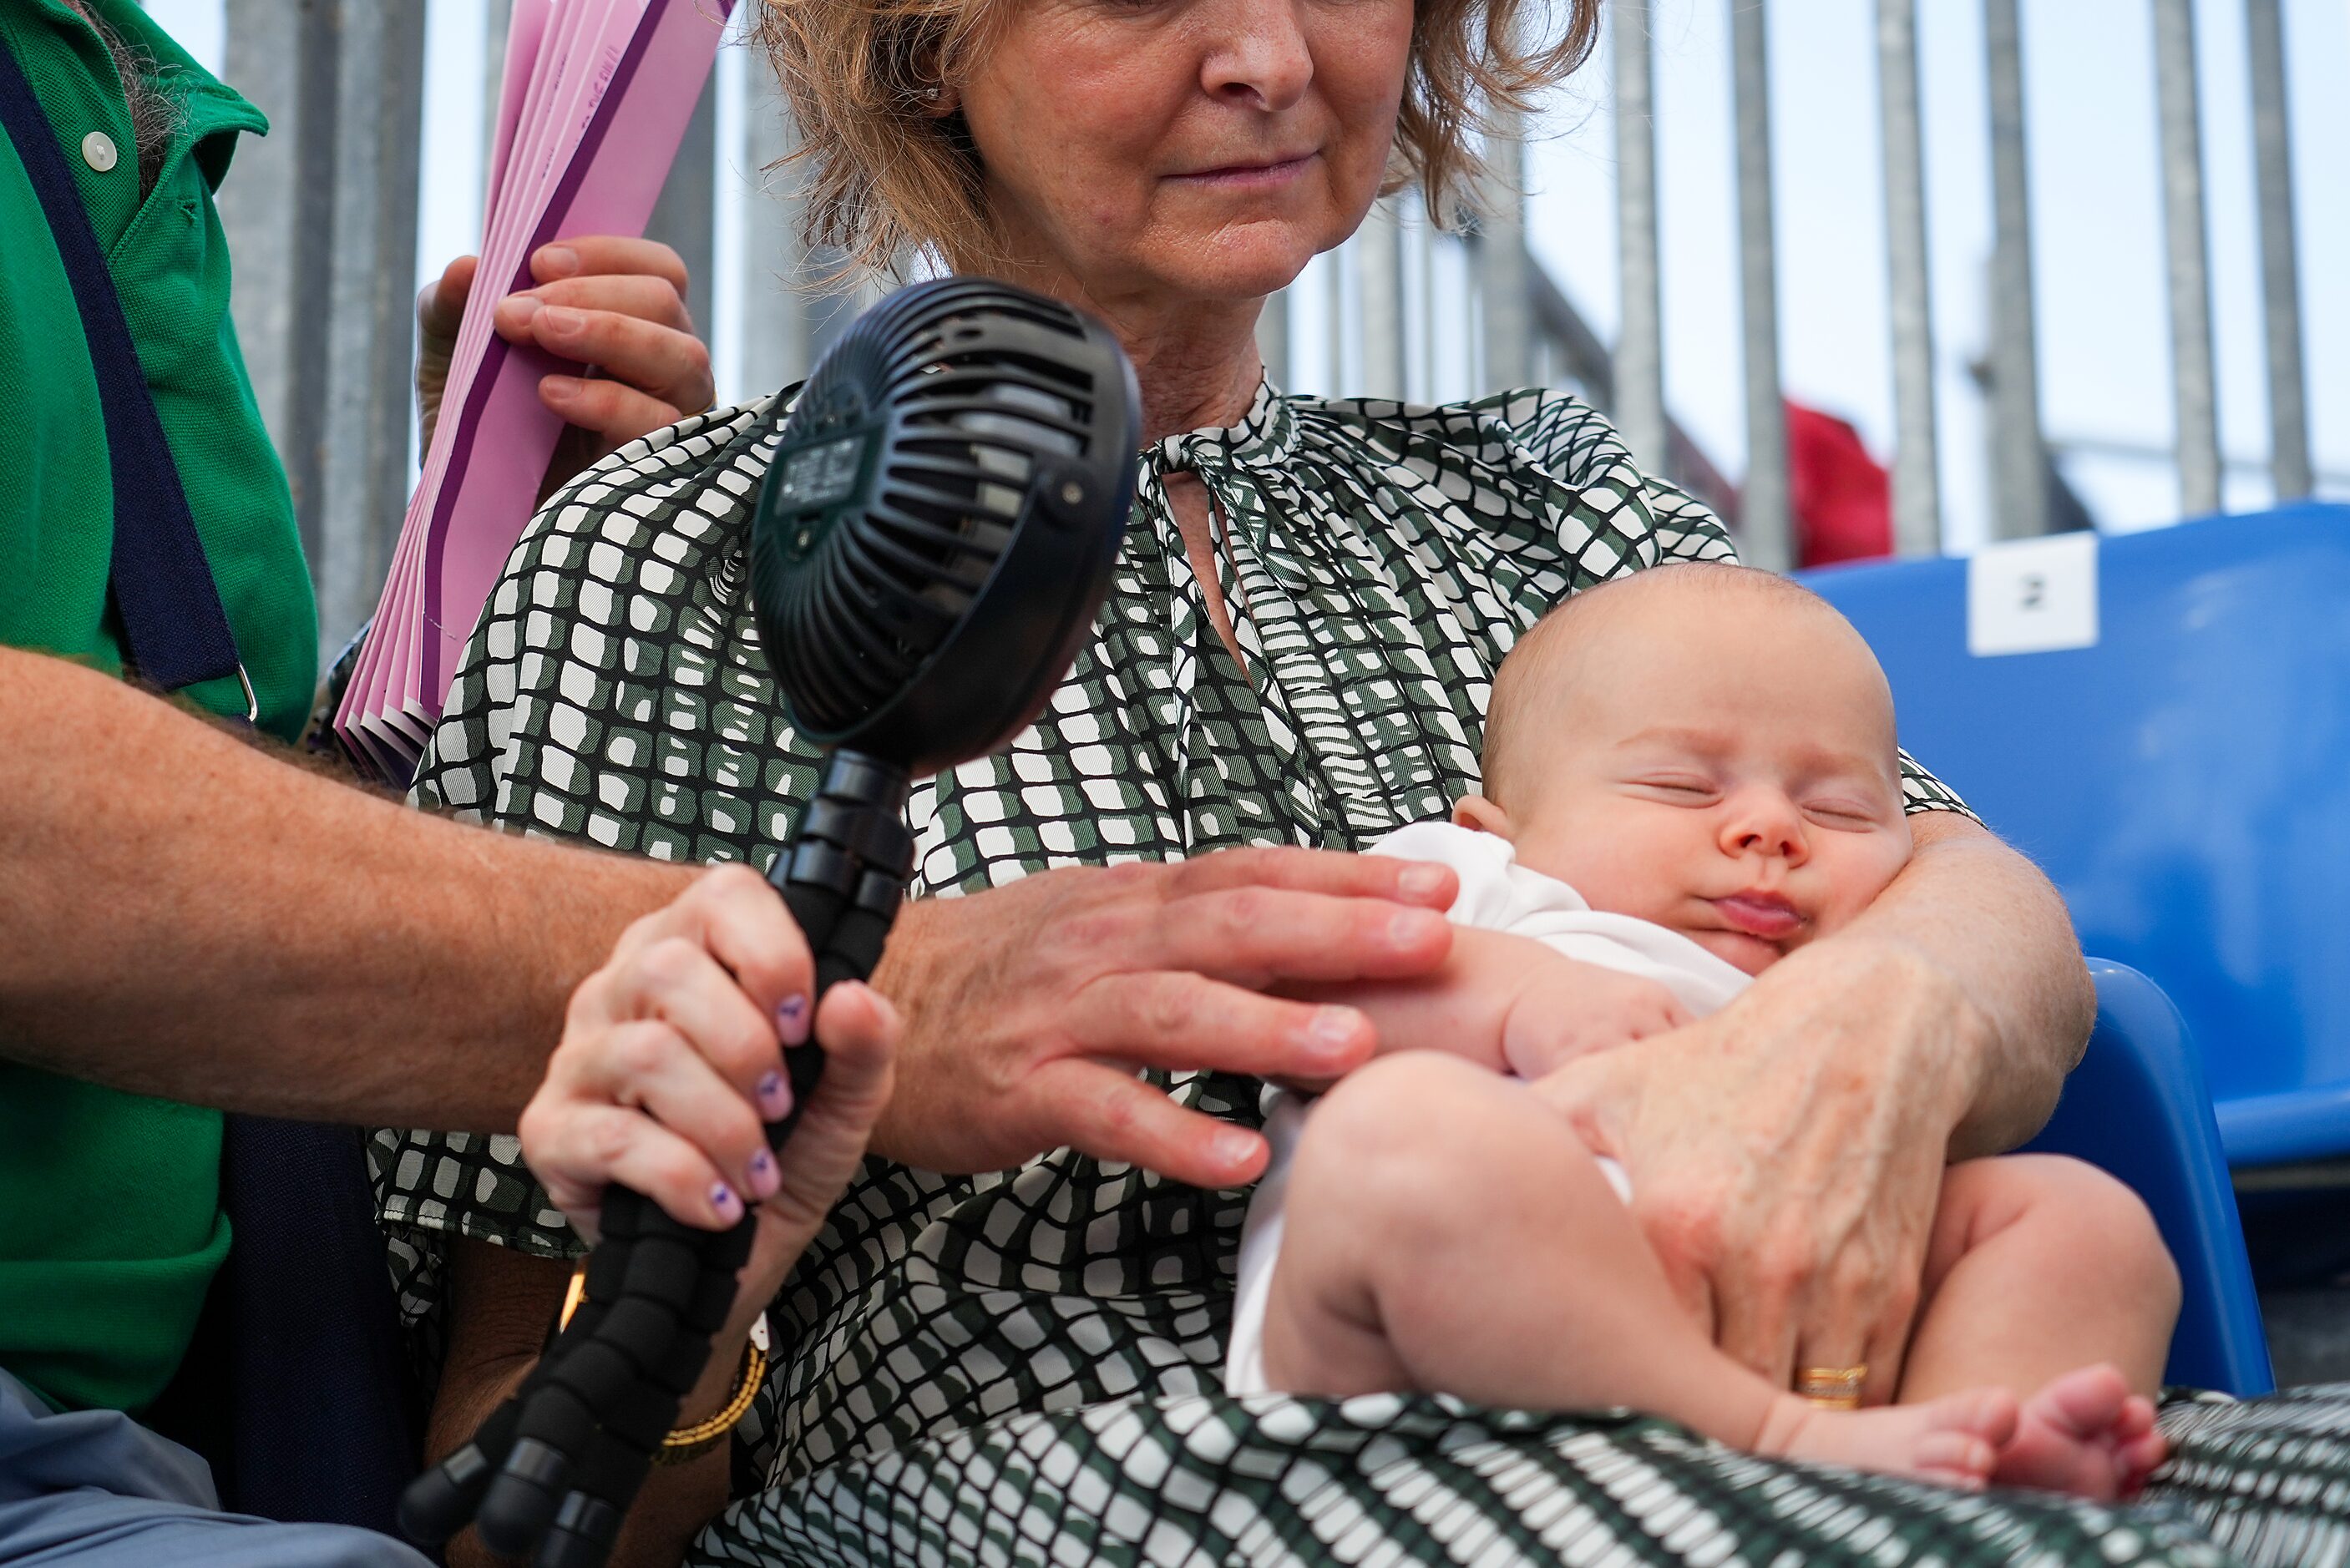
[1710,893,1804,940]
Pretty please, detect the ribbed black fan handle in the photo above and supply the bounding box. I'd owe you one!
[401,751,914,1567]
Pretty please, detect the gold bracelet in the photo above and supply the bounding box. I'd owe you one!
[652,1337,767,1466]
[559,1257,767,1464]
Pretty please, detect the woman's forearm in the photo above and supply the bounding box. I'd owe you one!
[0,647,692,1130]
[1845,812,2095,1156]
[436,1240,734,1568]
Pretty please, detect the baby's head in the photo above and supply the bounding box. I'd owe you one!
[1463,563,1913,976]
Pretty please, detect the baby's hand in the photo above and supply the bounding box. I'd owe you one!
[1498,957,1694,1079]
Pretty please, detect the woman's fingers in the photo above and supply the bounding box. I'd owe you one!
[537,376,687,450]
[1034,1057,1269,1189]
[564,1019,774,1201]
[1067,972,1374,1080]
[600,937,783,1096]
[418,253,479,346]
[1165,844,1456,908]
[509,272,696,334]
[524,1095,747,1239]
[1149,888,1451,985]
[619,865,814,1029]
[1821,1245,1924,1407]
[531,235,691,298]
[494,301,713,416]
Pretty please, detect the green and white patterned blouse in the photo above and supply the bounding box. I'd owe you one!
[373,382,2322,1568]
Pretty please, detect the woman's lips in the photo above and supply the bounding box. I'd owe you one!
[1170,154,1315,190]
[1711,893,1804,941]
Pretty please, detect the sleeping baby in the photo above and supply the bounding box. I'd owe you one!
[1223,561,2178,1499]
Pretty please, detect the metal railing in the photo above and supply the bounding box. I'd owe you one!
[208,0,2332,655]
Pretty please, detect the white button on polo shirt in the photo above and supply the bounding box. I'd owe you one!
[82,131,118,173]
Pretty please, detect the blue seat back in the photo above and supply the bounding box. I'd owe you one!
[1806,504,2350,1166]
[2026,963,2271,1394]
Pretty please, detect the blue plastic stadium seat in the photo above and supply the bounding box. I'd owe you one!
[1806,504,2350,1170]
[2027,963,2271,1394]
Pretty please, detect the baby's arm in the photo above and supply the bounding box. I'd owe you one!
[1289,928,1694,1084]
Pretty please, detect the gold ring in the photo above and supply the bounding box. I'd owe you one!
[1796,1364,1868,1409]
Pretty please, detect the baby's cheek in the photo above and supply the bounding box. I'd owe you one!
[1814,835,1913,934]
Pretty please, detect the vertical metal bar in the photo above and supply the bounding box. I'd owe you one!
[1613,0,1668,474]
[316,3,427,655]
[1983,0,2049,539]
[646,77,720,333]
[1256,290,1290,388]
[1408,196,1436,402]
[219,0,342,564]
[1475,112,1532,393]
[2153,0,2221,518]
[1327,244,1351,392]
[1357,196,1405,400]
[739,57,815,397]
[1876,0,1941,554]
[485,0,514,132]
[2246,0,2312,500]
[1729,1,1790,570]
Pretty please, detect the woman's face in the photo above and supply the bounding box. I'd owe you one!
[956,0,1416,308]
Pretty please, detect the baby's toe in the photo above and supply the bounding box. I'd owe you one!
[1914,1430,1998,1489]
[2025,1363,2132,1440]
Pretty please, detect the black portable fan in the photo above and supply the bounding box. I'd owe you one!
[400,276,1139,1568]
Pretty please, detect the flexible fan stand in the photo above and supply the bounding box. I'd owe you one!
[400,277,1140,1568]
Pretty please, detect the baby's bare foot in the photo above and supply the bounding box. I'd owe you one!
[1995,1364,2170,1500]
[1755,1388,2020,1491]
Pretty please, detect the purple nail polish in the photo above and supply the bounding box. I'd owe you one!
[748,1149,780,1199]
[756,1070,793,1122]
[776,994,810,1046]
[711,1181,738,1219]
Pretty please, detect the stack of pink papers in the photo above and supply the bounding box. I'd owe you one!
[336,0,732,782]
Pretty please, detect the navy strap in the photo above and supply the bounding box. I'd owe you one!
[0,32,248,707]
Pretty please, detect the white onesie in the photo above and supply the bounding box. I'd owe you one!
[1222,819,1754,1396]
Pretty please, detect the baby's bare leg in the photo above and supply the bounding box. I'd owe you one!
[1259,1054,2015,1488]
[1901,1156,2180,1499]
[1902,1156,2180,1402]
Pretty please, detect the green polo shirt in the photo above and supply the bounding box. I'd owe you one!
[0,0,318,1414]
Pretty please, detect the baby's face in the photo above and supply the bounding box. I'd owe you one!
[1489,588,1913,977]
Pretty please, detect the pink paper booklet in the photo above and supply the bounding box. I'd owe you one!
[334,0,733,782]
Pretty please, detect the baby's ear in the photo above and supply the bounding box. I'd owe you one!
[1452,794,1513,837]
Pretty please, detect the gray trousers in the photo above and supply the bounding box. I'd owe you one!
[0,1369,428,1566]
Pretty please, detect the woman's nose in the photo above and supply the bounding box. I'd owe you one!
[1198,0,1314,113]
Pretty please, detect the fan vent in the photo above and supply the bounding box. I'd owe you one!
[751,278,1138,769]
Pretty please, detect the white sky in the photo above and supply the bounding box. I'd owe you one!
[147,0,2348,553]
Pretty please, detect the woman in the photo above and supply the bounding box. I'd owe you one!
[381,2,2344,1564]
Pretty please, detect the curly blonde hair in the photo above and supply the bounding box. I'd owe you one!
[750,0,1603,280]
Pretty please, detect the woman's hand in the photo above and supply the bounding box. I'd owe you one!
[417,235,716,497]
[519,864,894,1265]
[1531,937,1985,1405]
[870,847,1459,1189]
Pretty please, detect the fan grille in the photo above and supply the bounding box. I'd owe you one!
[752,279,1133,751]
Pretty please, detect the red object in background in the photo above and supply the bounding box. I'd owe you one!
[1785,400,1893,568]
